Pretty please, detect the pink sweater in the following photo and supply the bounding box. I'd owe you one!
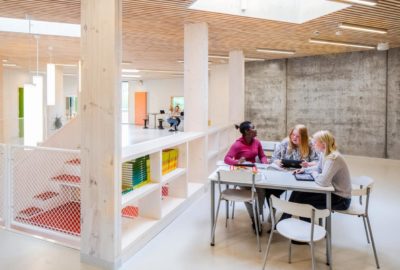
[224,137,268,165]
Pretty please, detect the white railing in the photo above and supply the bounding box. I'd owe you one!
[7,145,80,245]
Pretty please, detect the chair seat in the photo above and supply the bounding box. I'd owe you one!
[336,202,365,216]
[277,218,326,242]
[221,189,253,202]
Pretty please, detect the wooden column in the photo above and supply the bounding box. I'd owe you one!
[0,64,3,142]
[80,0,122,269]
[184,22,208,132]
[229,50,245,124]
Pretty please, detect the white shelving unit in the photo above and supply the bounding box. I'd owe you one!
[120,132,207,258]
[206,124,236,174]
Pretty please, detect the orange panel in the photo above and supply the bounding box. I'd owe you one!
[135,92,147,125]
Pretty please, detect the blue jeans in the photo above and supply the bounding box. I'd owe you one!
[167,117,179,127]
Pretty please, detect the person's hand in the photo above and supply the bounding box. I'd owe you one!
[237,157,246,164]
[301,161,310,168]
[274,159,283,167]
[293,168,305,174]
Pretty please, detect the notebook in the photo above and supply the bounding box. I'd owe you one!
[281,159,302,169]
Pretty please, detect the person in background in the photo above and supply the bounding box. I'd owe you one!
[266,124,320,209]
[167,105,181,132]
[224,121,267,235]
[283,130,352,220]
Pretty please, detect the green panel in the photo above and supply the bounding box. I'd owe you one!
[18,87,24,138]
[18,87,24,118]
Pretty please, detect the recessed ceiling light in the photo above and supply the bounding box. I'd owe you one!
[122,74,141,78]
[309,38,375,49]
[338,22,387,34]
[122,69,139,73]
[209,55,265,61]
[55,63,77,67]
[139,69,183,74]
[2,59,8,63]
[256,48,295,55]
[3,63,17,67]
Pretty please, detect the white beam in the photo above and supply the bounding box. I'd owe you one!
[184,22,208,132]
[229,50,245,123]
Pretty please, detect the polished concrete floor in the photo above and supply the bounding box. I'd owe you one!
[0,155,399,270]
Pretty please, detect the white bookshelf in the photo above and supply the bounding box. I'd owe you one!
[120,132,208,258]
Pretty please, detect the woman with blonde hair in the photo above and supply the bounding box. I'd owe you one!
[272,124,318,167]
[284,130,352,220]
[265,124,319,212]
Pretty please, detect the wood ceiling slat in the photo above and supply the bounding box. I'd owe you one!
[0,0,398,77]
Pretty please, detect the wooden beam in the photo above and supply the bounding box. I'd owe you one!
[80,0,122,269]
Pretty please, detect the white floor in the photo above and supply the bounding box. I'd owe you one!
[0,155,399,270]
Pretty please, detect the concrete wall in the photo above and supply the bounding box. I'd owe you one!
[245,60,286,141]
[245,48,400,159]
[387,48,400,159]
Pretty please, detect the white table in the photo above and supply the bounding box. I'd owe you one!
[208,166,335,266]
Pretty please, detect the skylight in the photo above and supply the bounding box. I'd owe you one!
[189,0,351,24]
[0,17,80,37]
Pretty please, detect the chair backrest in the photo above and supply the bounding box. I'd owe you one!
[217,170,257,185]
[261,141,279,152]
[270,195,330,220]
[351,176,374,196]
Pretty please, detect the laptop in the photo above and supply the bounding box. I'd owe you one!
[281,159,302,169]
[160,110,165,114]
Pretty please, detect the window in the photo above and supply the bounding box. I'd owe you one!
[121,82,129,123]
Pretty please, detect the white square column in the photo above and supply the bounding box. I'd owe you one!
[229,50,245,124]
[80,0,122,269]
[0,64,3,142]
[184,22,208,132]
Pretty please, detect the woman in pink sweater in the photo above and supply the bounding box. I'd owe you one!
[224,121,267,235]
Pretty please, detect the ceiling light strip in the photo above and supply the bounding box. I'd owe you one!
[256,48,295,55]
[309,38,375,49]
[339,23,387,34]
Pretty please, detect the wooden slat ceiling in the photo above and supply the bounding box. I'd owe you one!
[0,0,399,79]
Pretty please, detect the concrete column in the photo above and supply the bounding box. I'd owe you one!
[80,0,122,269]
[229,50,245,124]
[0,64,3,142]
[184,22,208,132]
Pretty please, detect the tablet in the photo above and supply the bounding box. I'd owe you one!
[281,159,302,169]
[294,173,314,181]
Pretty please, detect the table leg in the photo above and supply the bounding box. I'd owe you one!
[326,192,332,267]
[211,181,215,246]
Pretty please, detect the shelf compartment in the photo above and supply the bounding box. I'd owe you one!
[122,183,159,206]
[161,197,185,218]
[187,182,205,197]
[121,216,158,250]
[161,168,186,185]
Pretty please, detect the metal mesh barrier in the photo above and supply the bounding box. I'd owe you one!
[0,144,5,225]
[10,145,80,239]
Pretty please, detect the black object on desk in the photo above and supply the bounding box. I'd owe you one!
[282,159,302,169]
[294,173,314,181]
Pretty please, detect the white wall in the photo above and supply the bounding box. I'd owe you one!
[209,64,229,126]
[129,78,184,125]
[64,75,78,97]
[2,68,30,144]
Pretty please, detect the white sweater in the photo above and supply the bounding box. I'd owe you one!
[306,152,352,199]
